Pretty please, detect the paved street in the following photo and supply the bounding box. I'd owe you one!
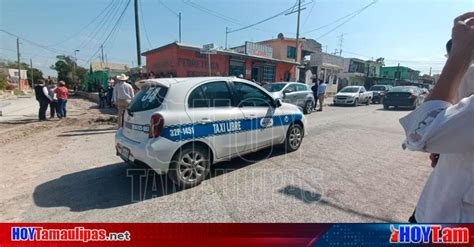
[0,97,431,222]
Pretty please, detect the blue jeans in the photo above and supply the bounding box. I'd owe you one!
[56,99,67,118]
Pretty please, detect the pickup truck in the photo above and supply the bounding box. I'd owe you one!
[333,86,373,106]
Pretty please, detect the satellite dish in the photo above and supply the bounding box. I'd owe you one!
[277,33,284,39]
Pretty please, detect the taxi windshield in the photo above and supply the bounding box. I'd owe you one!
[128,86,168,113]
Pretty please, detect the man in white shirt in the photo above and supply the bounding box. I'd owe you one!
[113,74,135,127]
[400,12,474,222]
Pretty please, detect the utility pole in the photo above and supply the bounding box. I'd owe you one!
[73,49,79,85]
[100,45,105,64]
[30,59,34,88]
[429,67,432,76]
[134,0,142,70]
[294,0,301,81]
[337,33,346,56]
[225,27,228,49]
[178,12,182,43]
[208,53,211,76]
[16,38,21,89]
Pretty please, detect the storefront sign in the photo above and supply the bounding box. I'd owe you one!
[245,42,273,58]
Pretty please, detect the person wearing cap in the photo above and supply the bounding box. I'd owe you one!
[54,80,69,119]
[400,12,474,223]
[113,74,134,127]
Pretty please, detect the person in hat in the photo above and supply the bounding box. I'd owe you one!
[54,80,69,119]
[113,74,134,127]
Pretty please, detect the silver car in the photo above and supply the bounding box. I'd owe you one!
[263,82,315,114]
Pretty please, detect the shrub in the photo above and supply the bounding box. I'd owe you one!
[5,84,15,90]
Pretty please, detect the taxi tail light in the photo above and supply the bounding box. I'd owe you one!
[149,114,164,138]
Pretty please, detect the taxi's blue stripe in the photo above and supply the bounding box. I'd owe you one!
[161,114,303,142]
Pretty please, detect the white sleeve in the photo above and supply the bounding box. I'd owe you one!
[43,87,52,101]
[399,96,474,154]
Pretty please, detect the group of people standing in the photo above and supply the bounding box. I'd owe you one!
[311,79,327,112]
[34,80,69,121]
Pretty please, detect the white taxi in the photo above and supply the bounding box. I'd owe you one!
[115,77,305,188]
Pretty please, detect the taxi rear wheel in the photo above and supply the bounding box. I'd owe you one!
[168,145,211,188]
[284,123,303,152]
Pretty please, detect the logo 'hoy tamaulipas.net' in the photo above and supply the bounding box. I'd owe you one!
[11,226,131,242]
[390,224,469,244]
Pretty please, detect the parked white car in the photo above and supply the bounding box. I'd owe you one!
[115,77,306,188]
[333,86,372,106]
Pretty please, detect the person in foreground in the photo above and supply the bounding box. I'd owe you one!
[400,12,474,223]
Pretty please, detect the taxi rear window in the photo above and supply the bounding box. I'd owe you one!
[127,86,168,112]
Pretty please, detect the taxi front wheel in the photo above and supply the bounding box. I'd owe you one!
[284,123,304,152]
[168,145,211,189]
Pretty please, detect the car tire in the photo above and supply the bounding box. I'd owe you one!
[168,145,211,189]
[284,123,304,152]
[353,98,359,107]
[383,104,389,110]
[303,101,313,114]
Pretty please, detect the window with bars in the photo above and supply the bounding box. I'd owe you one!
[262,64,275,82]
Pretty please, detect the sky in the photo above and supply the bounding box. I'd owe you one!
[0,0,473,77]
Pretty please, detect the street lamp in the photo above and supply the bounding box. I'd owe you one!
[73,50,79,86]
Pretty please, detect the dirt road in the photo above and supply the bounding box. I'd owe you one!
[0,96,430,222]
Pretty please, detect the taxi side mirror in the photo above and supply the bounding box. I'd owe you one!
[274,98,282,107]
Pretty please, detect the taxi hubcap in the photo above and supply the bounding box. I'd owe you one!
[289,127,302,149]
[178,151,206,182]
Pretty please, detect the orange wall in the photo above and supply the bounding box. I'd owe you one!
[176,48,228,77]
[145,45,229,77]
[145,44,295,82]
[145,45,178,75]
[258,39,303,62]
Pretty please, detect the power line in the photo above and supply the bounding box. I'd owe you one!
[182,0,293,35]
[0,29,88,61]
[46,0,116,47]
[227,1,300,34]
[302,0,316,27]
[78,0,124,50]
[316,1,377,40]
[140,0,154,49]
[158,0,179,16]
[86,0,132,64]
[303,0,377,35]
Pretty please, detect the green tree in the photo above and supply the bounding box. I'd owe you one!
[50,55,87,87]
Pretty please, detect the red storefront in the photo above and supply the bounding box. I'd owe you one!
[142,42,297,82]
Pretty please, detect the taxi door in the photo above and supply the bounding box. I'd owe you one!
[231,81,286,152]
[185,80,247,159]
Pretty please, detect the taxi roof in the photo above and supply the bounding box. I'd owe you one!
[135,76,239,89]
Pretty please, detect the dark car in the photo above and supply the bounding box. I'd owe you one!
[368,85,392,104]
[383,86,425,110]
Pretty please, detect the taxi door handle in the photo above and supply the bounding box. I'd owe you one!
[247,114,258,119]
[197,118,212,124]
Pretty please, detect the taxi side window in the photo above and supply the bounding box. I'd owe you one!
[234,82,273,107]
[188,81,232,108]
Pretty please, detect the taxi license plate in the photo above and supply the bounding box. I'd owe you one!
[120,146,130,161]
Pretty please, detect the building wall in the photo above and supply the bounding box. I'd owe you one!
[146,46,229,77]
[145,45,178,75]
[380,66,420,81]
